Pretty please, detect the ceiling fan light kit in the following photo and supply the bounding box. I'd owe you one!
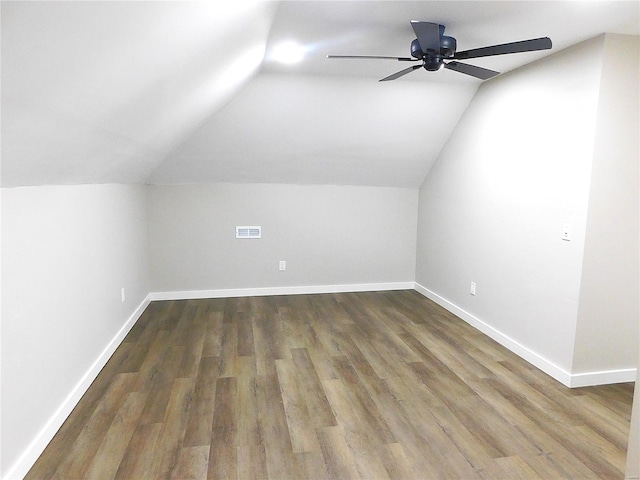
[328,21,552,81]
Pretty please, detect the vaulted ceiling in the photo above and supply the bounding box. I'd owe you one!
[2,1,638,188]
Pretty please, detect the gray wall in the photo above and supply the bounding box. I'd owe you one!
[415,37,606,374]
[415,33,639,383]
[147,183,418,293]
[1,184,150,478]
[574,34,639,374]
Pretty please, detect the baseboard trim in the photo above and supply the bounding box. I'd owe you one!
[150,281,415,301]
[3,294,151,480]
[568,368,638,388]
[413,283,637,388]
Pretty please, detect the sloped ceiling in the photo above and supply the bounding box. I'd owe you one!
[1,1,277,186]
[2,1,639,188]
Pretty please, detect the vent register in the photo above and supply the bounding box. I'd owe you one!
[235,226,262,239]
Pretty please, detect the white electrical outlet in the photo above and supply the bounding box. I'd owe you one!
[121,288,126,303]
[470,282,476,296]
[279,260,286,271]
[561,223,572,241]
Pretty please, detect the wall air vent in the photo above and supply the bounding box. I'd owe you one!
[236,226,262,239]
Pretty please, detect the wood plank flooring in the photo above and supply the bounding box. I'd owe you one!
[26,290,634,479]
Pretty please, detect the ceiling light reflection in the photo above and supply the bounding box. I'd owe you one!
[268,41,307,64]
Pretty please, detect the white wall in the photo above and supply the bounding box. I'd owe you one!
[1,184,150,479]
[573,34,639,374]
[147,183,417,294]
[415,36,606,378]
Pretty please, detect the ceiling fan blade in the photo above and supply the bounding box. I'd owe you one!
[327,55,418,62]
[454,37,552,60]
[379,64,422,82]
[410,20,441,54]
[444,61,500,80]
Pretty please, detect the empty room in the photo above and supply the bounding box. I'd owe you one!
[1,1,639,479]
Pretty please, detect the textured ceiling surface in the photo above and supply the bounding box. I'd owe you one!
[2,1,639,187]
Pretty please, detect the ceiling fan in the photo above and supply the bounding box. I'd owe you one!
[327,21,552,81]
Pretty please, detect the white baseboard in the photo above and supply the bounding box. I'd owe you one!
[3,294,151,480]
[413,282,637,388]
[569,368,638,388]
[150,281,415,301]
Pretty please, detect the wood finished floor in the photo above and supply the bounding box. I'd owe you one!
[26,290,634,480]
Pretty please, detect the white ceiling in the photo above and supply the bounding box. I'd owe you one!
[2,1,639,188]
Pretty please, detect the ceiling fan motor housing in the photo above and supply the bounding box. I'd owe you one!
[410,36,457,61]
[440,36,457,57]
[410,39,424,58]
[424,56,443,71]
